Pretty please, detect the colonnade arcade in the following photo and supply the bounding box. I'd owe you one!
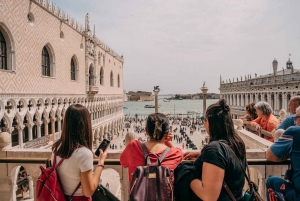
[0,95,124,149]
[221,91,297,114]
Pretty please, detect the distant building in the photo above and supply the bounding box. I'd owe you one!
[179,93,220,99]
[219,58,300,118]
[127,91,154,101]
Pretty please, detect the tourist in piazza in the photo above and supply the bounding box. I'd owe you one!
[249,101,280,142]
[276,96,300,130]
[51,104,107,200]
[265,106,300,201]
[120,113,183,184]
[240,103,258,125]
[184,99,247,200]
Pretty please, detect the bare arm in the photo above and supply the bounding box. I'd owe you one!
[266,148,289,162]
[80,150,107,197]
[190,162,224,200]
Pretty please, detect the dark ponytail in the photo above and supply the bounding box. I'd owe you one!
[146,113,169,140]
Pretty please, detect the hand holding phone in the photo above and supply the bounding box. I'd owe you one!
[95,139,110,157]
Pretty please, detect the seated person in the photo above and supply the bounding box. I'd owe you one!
[266,106,300,201]
[240,103,258,125]
[276,96,300,130]
[250,101,279,142]
[120,113,183,184]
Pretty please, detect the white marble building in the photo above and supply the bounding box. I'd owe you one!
[0,0,124,150]
[220,58,300,118]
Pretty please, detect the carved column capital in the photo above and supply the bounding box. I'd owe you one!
[16,125,25,131]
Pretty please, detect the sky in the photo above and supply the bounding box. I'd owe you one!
[51,0,300,94]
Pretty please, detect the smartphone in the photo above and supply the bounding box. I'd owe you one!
[95,139,110,157]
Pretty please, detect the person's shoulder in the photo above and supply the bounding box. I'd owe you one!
[285,126,300,134]
[75,146,93,157]
[286,114,296,119]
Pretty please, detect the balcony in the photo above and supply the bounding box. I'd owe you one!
[88,86,99,94]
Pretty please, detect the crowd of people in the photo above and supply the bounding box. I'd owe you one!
[45,96,300,201]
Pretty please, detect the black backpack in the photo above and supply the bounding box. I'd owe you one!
[129,143,173,201]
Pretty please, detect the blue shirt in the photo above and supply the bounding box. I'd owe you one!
[270,126,300,192]
[276,114,295,130]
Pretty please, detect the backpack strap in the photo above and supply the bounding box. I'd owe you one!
[156,147,171,165]
[53,153,64,168]
[141,142,151,165]
[69,182,81,198]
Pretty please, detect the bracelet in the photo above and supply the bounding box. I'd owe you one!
[97,164,104,168]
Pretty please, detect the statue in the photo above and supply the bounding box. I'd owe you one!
[241,76,243,81]
[202,81,206,87]
[229,79,231,83]
[237,77,239,81]
[154,86,160,91]
[255,73,257,78]
[85,13,90,31]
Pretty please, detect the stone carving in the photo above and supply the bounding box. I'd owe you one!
[23,135,51,148]
[153,86,160,91]
[202,81,206,87]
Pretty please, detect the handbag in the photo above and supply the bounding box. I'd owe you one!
[220,142,263,201]
[92,184,120,201]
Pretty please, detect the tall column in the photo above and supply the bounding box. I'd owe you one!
[44,120,49,136]
[237,94,240,107]
[57,117,62,138]
[51,118,56,141]
[153,88,160,113]
[283,93,288,111]
[27,123,33,141]
[17,125,25,148]
[28,176,34,199]
[201,84,208,116]
[274,93,278,111]
[36,121,42,138]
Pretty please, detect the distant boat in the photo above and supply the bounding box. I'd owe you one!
[144,105,155,108]
[163,99,170,102]
[123,107,128,109]
[179,98,183,100]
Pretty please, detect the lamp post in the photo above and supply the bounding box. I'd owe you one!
[153,86,160,113]
[201,82,208,117]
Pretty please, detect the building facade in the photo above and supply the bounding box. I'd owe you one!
[0,0,124,150]
[220,58,300,118]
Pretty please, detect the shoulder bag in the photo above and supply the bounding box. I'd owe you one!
[220,142,263,201]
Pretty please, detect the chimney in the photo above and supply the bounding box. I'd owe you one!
[272,58,278,76]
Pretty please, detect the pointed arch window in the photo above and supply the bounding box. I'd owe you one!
[0,30,7,70]
[71,58,76,80]
[117,74,120,88]
[42,47,50,76]
[100,67,104,85]
[110,71,114,87]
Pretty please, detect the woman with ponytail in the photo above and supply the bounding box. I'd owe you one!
[184,99,246,200]
[120,113,183,184]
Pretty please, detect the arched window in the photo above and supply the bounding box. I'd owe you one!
[110,71,114,87]
[0,31,7,70]
[117,74,120,88]
[89,65,94,86]
[100,67,104,85]
[70,58,76,80]
[42,47,50,76]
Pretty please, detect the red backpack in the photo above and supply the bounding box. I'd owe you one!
[36,154,80,201]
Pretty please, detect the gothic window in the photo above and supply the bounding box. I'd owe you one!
[0,30,7,70]
[117,74,120,88]
[70,58,76,80]
[100,67,104,85]
[42,47,50,76]
[110,71,114,87]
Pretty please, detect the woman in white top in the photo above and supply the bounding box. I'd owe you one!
[52,104,107,201]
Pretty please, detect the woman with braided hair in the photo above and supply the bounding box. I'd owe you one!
[184,99,246,200]
[120,112,183,184]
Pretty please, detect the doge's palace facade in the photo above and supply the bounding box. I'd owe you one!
[0,0,124,150]
[220,58,300,118]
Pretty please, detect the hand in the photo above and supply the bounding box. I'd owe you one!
[98,149,107,165]
[255,124,261,131]
[183,151,200,160]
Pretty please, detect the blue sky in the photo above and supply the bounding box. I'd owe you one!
[51,0,300,94]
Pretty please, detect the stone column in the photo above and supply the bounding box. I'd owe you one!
[95,131,100,148]
[153,89,160,113]
[51,118,56,141]
[44,120,49,136]
[274,93,278,111]
[17,125,25,148]
[237,94,240,107]
[57,117,62,138]
[36,121,42,138]
[201,85,208,116]
[27,123,33,141]
[283,93,288,111]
